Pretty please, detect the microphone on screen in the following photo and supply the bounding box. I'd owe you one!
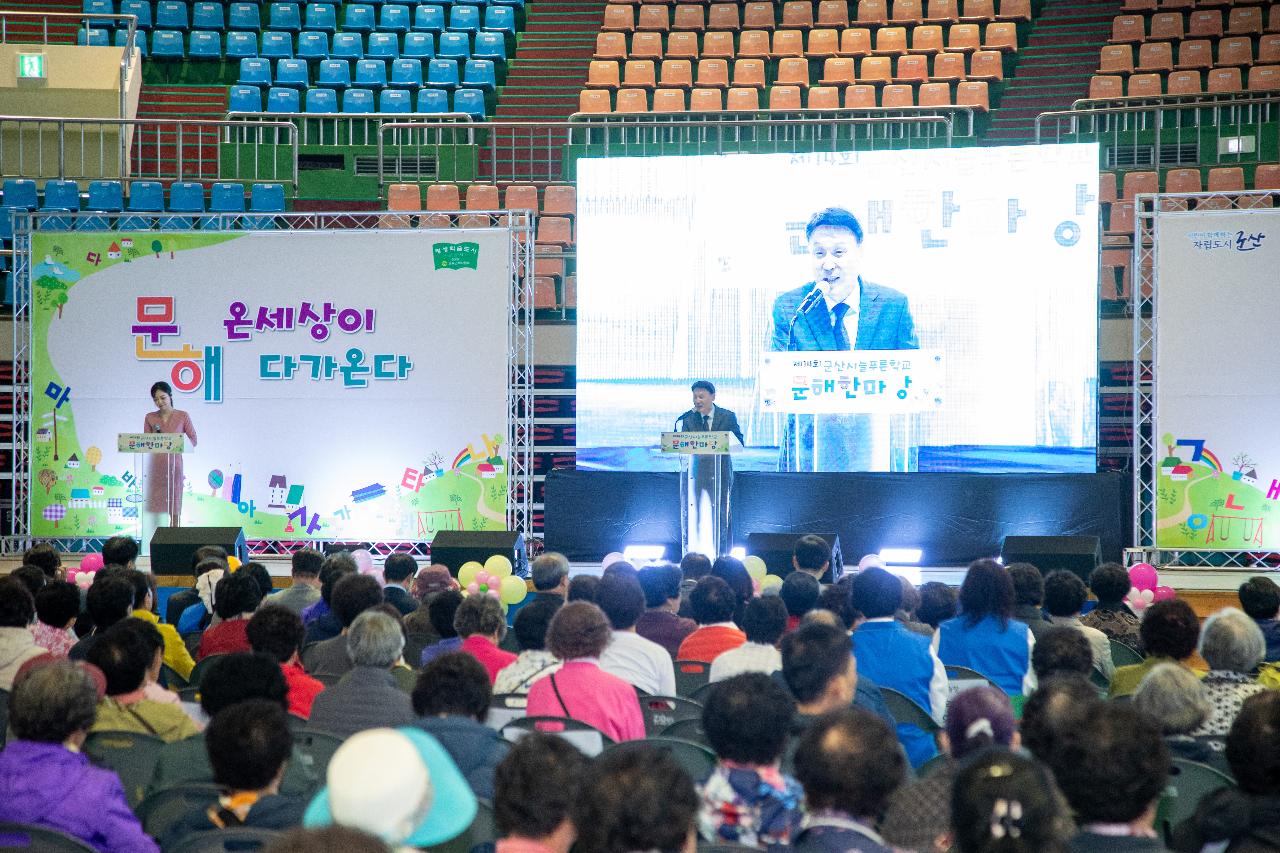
[785,287,825,349]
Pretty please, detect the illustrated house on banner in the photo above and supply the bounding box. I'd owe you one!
[268,474,287,509]
[66,454,81,469]
[70,488,91,508]
[285,484,305,514]
[107,243,121,260]
[107,498,124,523]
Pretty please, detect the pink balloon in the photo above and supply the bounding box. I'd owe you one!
[1128,563,1158,592]
[487,588,501,599]
[1153,585,1176,602]
[466,581,480,594]
[476,572,492,586]
[351,549,375,574]
[80,553,104,572]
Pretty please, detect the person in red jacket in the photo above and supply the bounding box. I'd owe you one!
[677,577,747,663]
[197,573,262,660]
[247,605,324,720]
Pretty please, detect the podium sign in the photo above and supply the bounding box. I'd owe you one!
[660,431,734,455]
[759,349,945,414]
[117,433,186,453]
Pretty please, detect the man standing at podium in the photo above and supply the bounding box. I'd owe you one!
[677,381,741,557]
[677,381,745,445]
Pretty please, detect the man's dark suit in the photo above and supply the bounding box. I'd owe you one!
[677,406,745,445]
[676,406,741,554]
[769,280,918,352]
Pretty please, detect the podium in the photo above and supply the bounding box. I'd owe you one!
[661,431,734,558]
[118,432,186,551]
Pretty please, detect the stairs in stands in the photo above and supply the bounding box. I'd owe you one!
[0,0,79,44]
[132,84,227,184]
[983,0,1124,145]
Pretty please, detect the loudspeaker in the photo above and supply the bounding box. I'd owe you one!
[745,532,843,583]
[431,530,528,577]
[149,526,247,574]
[1000,535,1101,582]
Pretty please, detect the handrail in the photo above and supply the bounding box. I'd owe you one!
[1070,90,1280,112]
[1036,94,1280,144]
[566,107,971,137]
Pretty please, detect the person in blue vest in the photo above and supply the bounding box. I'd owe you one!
[934,559,1036,698]
[850,567,947,768]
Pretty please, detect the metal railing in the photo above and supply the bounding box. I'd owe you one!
[225,110,477,150]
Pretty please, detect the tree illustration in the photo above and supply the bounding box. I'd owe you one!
[425,452,444,471]
[99,474,120,486]
[37,468,55,494]
[52,245,63,259]
[1233,453,1256,473]
[42,503,66,529]
[53,290,68,319]
[126,246,140,260]
[85,446,102,471]
[208,469,224,496]
[151,239,163,258]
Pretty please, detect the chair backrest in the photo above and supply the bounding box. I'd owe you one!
[659,715,709,745]
[188,652,229,687]
[210,182,246,213]
[605,737,717,783]
[944,665,1001,696]
[250,183,286,213]
[292,728,345,779]
[1157,759,1235,840]
[168,828,283,853]
[1109,639,1145,667]
[83,730,168,809]
[638,694,703,737]
[880,686,942,733]
[0,822,97,852]
[501,715,614,756]
[422,800,497,853]
[136,784,223,843]
[674,660,711,697]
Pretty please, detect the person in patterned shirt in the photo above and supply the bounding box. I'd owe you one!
[1191,608,1267,739]
[32,581,81,659]
[1080,563,1142,651]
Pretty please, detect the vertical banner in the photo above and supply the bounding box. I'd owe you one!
[30,228,511,541]
[1153,209,1279,549]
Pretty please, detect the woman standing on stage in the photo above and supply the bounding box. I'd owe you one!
[143,381,197,529]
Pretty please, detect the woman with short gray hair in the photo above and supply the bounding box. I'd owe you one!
[1192,607,1267,737]
[1133,662,1224,771]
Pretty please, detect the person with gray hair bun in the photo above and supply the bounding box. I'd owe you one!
[1133,662,1222,771]
[1190,607,1268,739]
[307,610,416,739]
[530,552,571,604]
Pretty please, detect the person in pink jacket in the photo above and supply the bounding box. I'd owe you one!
[527,602,644,743]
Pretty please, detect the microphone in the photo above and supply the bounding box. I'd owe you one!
[786,286,825,350]
[674,409,694,430]
[152,422,162,433]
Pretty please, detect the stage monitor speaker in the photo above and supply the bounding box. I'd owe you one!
[431,531,528,577]
[150,527,247,575]
[745,532,843,584]
[1000,535,1101,582]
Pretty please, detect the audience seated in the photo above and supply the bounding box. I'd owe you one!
[791,535,832,584]
[412,651,510,800]
[302,552,359,640]
[420,589,465,665]
[710,596,787,683]
[0,659,160,853]
[1019,675,1102,768]
[266,826,393,853]
[267,548,324,615]
[196,572,264,660]
[677,552,713,618]
[124,567,196,682]
[248,605,325,719]
[677,576,747,662]
[895,577,933,637]
[167,546,228,628]
[32,580,80,658]
[572,742,699,853]
[1080,562,1143,650]
[302,573,385,679]
[1133,661,1220,769]
[782,622,859,736]
[1190,607,1267,738]
[636,563,697,657]
[527,601,645,742]
[851,566,947,767]
[161,699,306,849]
[712,556,755,626]
[698,672,802,847]
[117,617,193,715]
[308,610,416,738]
[817,577,859,631]
[23,543,63,582]
[102,536,139,571]
[530,552,571,606]
[1049,703,1171,851]
[936,560,1036,697]
[494,597,562,695]
[1172,691,1280,853]
[1033,626,1097,683]
[403,564,456,642]
[1044,570,1115,679]
[881,686,1019,851]
[1008,562,1051,640]
[241,562,276,602]
[176,557,229,634]
[1238,576,1280,664]
[11,565,46,597]
[381,554,419,616]
[950,748,1072,853]
[0,576,47,689]
[456,592,518,683]
[598,569,676,695]
[1110,598,1201,698]
[70,572,137,661]
[790,707,907,853]
[86,618,198,741]
[493,732,588,853]
[150,651,317,796]
[917,581,958,630]
[781,572,822,632]
[567,574,600,603]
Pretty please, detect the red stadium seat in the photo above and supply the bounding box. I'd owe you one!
[1127,73,1162,98]
[586,61,621,89]
[1216,37,1254,69]
[772,30,806,58]
[845,83,878,108]
[742,2,775,30]
[816,0,848,28]
[806,86,841,108]
[630,32,664,60]
[1099,172,1117,205]
[781,1,814,29]
[1259,35,1280,66]
[890,0,925,26]
[1254,164,1280,190]
[659,59,693,88]
[702,32,736,59]
[732,58,767,88]
[707,4,740,30]
[1249,65,1280,91]
[1207,167,1245,193]
[738,30,772,59]
[613,88,649,112]
[959,0,995,23]
[857,0,888,26]
[1228,7,1263,37]
[695,58,730,87]
[600,5,634,31]
[1136,42,1172,73]
[1147,13,1183,42]
[881,83,915,107]
[622,59,657,88]
[503,184,539,212]
[666,33,700,60]
[1110,15,1145,45]
[1098,45,1135,75]
[894,54,930,83]
[947,23,980,53]
[859,56,894,84]
[873,26,909,56]
[996,0,1030,23]
[1207,67,1243,93]
[1187,10,1223,39]
[689,88,723,111]
[671,5,703,30]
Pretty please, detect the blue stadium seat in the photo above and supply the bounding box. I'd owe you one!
[266,86,302,112]
[229,84,263,112]
[276,58,310,88]
[343,3,375,32]
[389,58,423,87]
[245,183,285,230]
[2,179,38,210]
[316,59,352,89]
[493,0,522,9]
[238,57,273,88]
[453,87,486,119]
[40,180,80,232]
[225,30,257,57]
[267,2,301,32]
[78,181,123,230]
[379,89,413,112]
[78,27,110,46]
[331,32,364,59]
[118,0,151,28]
[115,28,147,55]
[260,31,293,58]
[437,32,470,59]
[367,32,399,59]
[161,182,205,230]
[426,58,460,88]
[191,2,223,29]
[380,4,411,32]
[83,0,115,28]
[342,88,376,113]
[228,2,260,31]
[304,3,336,32]
[462,58,495,91]
[118,181,164,230]
[187,30,221,58]
[482,5,514,35]
[403,32,435,58]
[155,1,188,30]
[297,31,329,60]
[305,87,338,112]
[415,88,449,112]
[472,31,505,62]
[447,4,480,32]
[412,4,444,33]
[204,182,245,229]
[149,29,184,57]
[354,59,388,89]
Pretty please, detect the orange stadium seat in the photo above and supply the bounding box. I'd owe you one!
[587,60,621,88]
[857,0,889,26]
[910,25,946,54]
[636,5,668,31]
[1271,6,1280,34]
[807,29,841,58]
[695,58,730,87]
[1217,37,1254,68]
[563,276,577,308]
[725,86,760,110]
[839,28,873,57]
[895,54,930,82]
[1147,13,1183,42]
[1187,10,1223,39]
[925,0,959,25]
[651,88,687,111]
[382,183,421,228]
[1228,7,1263,37]
[933,51,968,81]
[613,88,649,112]
[595,33,628,61]
[1089,75,1123,99]
[1122,171,1158,200]
[1099,172,1117,205]
[1207,167,1245,193]
[860,56,894,84]
[1165,70,1202,96]
[622,59,657,88]
[775,57,812,86]
[1165,169,1202,195]
[504,184,539,212]
[948,24,981,53]
[782,1,814,29]
[816,1,849,28]
[702,32,736,58]
[1099,45,1135,74]
[769,85,803,109]
[660,59,694,88]
[959,0,995,23]
[996,0,1030,23]
[733,58,767,88]
[667,33,700,59]
[1121,0,1155,11]
[1249,65,1280,90]
[1127,73,1162,98]
[738,31,772,59]
[1137,42,1172,73]
[1260,35,1280,65]
[532,277,558,310]
[689,88,724,110]
[820,56,859,85]
[671,5,703,30]
[881,83,915,107]
[983,22,1018,52]
[890,0,925,26]
[1175,39,1212,71]
[707,4,740,30]
[1159,0,1192,9]
[956,79,989,110]
[1254,165,1280,190]
[773,30,806,58]
[423,183,460,228]
[845,83,878,107]
[968,50,1003,81]
[743,2,776,30]
[874,27,909,56]
[1110,15,1145,44]
[1207,66,1243,93]
[533,245,563,280]
[600,5,634,31]
[1105,201,1135,239]
[465,183,499,211]
[630,32,664,59]
[917,81,952,105]
[807,85,841,107]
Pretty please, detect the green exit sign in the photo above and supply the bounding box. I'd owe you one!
[17,53,46,80]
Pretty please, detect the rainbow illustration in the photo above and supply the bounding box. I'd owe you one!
[451,448,472,470]
[1201,448,1223,473]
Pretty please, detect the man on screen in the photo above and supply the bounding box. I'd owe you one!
[769,207,918,352]
[677,380,745,445]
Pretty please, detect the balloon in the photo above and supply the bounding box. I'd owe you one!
[458,561,483,588]
[475,571,490,587]
[744,556,767,581]
[1128,563,1158,592]
[484,555,513,579]
[1153,585,1176,602]
[227,556,241,572]
[467,581,480,594]
[73,571,94,590]
[488,588,501,599]
[351,549,374,574]
[761,574,784,591]
[602,552,624,570]
[79,553,104,573]
[500,575,528,605]
[858,554,886,570]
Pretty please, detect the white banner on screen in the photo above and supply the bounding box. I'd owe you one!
[758,350,944,414]
[574,144,1099,472]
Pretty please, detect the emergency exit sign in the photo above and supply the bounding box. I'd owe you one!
[17,53,46,79]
